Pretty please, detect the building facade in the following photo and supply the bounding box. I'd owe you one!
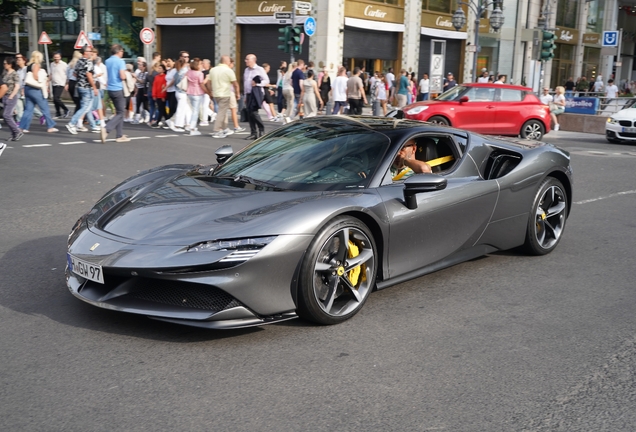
[12,0,635,91]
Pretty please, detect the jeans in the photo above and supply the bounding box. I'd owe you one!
[188,94,202,129]
[2,95,20,136]
[52,85,68,116]
[19,86,56,130]
[106,90,126,138]
[148,96,157,122]
[292,93,301,117]
[71,87,96,128]
[166,91,177,119]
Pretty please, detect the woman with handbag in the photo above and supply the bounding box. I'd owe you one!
[19,51,58,133]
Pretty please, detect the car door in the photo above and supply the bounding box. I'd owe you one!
[451,87,497,134]
[377,135,499,279]
[492,88,524,135]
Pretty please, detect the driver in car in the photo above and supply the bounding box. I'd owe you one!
[391,139,432,181]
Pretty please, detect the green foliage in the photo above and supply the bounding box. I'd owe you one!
[0,0,41,19]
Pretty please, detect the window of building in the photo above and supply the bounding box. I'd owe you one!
[586,0,605,33]
[368,0,402,5]
[583,47,601,82]
[550,44,574,88]
[555,0,578,29]
[423,0,458,15]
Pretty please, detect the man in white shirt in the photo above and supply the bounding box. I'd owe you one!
[592,77,603,93]
[605,79,619,99]
[477,70,489,83]
[49,52,69,118]
[385,68,395,105]
[539,88,553,105]
[494,74,506,84]
[418,73,430,101]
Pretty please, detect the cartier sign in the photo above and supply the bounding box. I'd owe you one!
[435,16,453,28]
[345,0,403,23]
[157,1,215,18]
[421,12,466,31]
[258,2,286,13]
[364,6,387,18]
[583,33,600,45]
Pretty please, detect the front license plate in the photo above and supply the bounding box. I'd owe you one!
[68,254,104,284]
[623,127,636,133]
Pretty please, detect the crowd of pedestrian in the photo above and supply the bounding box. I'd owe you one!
[2,45,455,143]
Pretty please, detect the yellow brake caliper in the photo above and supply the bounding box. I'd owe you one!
[347,240,361,287]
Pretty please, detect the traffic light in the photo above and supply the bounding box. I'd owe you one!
[291,26,302,54]
[540,31,556,61]
[278,26,291,53]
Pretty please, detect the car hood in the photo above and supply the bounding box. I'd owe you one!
[611,107,636,121]
[87,167,374,246]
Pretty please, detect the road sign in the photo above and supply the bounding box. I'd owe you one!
[295,1,312,11]
[64,7,78,23]
[602,31,618,47]
[139,27,155,45]
[275,12,292,20]
[74,31,93,49]
[88,32,101,41]
[304,16,316,37]
[38,31,52,45]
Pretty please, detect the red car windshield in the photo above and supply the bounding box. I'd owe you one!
[435,85,469,101]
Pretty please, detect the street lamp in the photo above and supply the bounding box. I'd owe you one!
[12,12,21,54]
[452,1,505,83]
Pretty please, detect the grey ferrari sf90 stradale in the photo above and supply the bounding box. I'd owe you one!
[66,116,572,329]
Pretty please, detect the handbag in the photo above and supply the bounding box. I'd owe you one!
[240,107,248,123]
[177,75,188,92]
[25,71,43,89]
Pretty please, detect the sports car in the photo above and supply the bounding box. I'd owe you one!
[66,116,572,329]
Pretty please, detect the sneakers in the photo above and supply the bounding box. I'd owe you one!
[64,110,70,118]
[199,122,209,127]
[91,127,101,133]
[115,135,131,142]
[13,131,24,141]
[212,131,227,139]
[223,128,234,136]
[554,124,560,131]
[173,127,185,133]
[77,126,89,132]
[166,119,175,129]
[100,127,108,143]
[144,111,150,123]
[0,142,6,157]
[39,116,46,126]
[66,124,78,135]
[47,128,59,133]
[233,126,246,133]
[189,129,201,136]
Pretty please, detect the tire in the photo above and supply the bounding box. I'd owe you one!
[520,120,545,140]
[297,216,377,325]
[428,115,450,126]
[524,177,568,255]
[606,137,621,144]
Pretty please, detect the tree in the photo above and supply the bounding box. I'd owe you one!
[0,0,40,19]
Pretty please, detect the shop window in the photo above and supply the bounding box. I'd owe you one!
[423,0,457,15]
[368,0,402,5]
[555,0,578,29]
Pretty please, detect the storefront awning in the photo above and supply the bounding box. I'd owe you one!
[344,17,405,33]
[420,27,467,40]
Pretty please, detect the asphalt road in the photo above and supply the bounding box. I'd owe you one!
[1,118,636,431]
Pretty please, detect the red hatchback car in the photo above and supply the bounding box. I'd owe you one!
[402,83,551,140]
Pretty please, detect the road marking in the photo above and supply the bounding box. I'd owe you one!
[154,134,179,138]
[59,141,86,145]
[129,136,150,140]
[92,139,116,143]
[574,190,636,205]
[22,144,52,147]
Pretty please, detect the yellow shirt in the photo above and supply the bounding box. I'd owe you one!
[209,63,237,98]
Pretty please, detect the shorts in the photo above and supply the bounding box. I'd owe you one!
[229,95,237,109]
[551,107,564,115]
[263,88,274,104]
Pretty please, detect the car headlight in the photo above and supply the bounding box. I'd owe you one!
[406,106,429,115]
[607,117,617,124]
[187,236,277,253]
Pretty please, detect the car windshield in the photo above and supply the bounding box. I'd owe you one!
[212,120,391,191]
[435,85,470,101]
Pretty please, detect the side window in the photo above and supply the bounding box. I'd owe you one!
[413,135,459,174]
[466,87,494,102]
[499,89,523,102]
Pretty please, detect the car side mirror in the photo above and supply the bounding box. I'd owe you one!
[459,96,469,103]
[403,174,447,210]
[215,145,234,164]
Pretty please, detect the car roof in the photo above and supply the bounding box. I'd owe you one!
[461,83,534,91]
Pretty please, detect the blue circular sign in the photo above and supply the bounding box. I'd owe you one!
[304,16,316,37]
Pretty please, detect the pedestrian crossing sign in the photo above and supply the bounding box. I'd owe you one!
[74,31,93,49]
[38,31,52,45]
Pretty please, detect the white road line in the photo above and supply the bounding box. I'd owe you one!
[574,190,636,205]
[92,139,116,142]
[129,136,150,140]
[22,144,52,148]
[154,134,179,138]
[59,141,86,145]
